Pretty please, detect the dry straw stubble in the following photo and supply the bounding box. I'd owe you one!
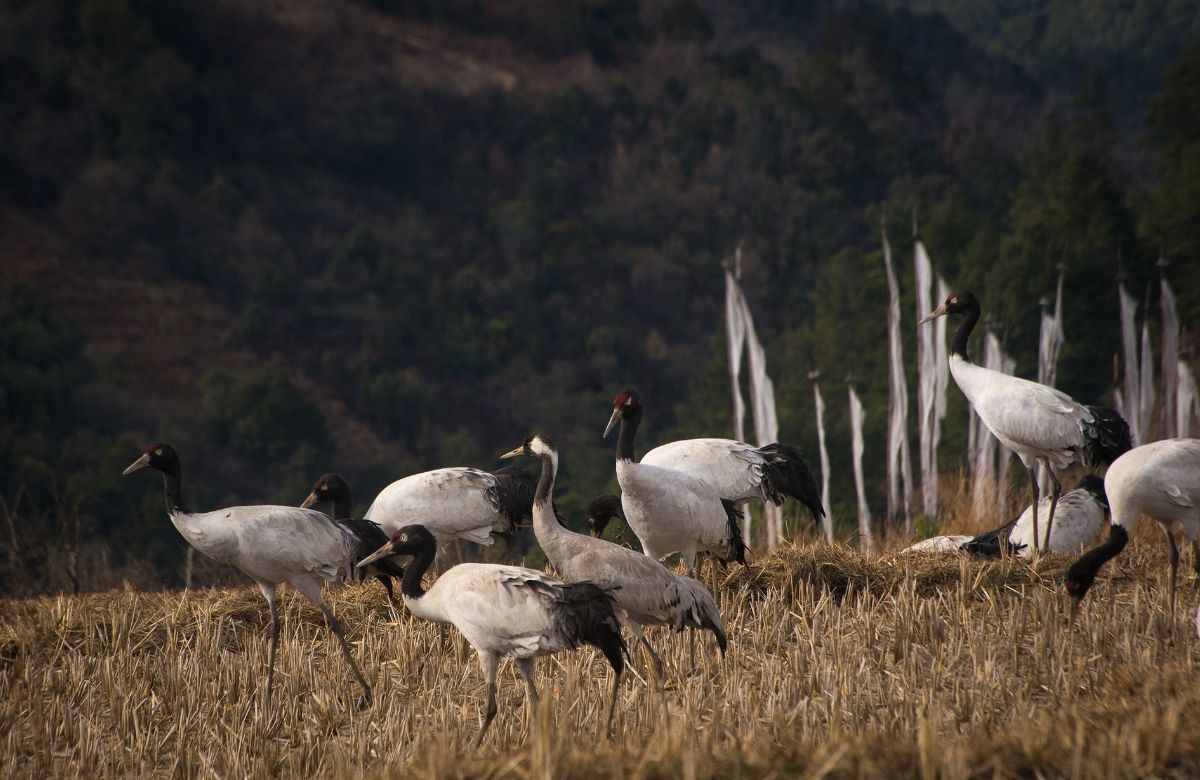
[2,528,1199,778]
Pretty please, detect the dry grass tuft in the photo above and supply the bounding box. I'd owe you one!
[3,525,1199,778]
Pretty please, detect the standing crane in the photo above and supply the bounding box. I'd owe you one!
[1066,439,1200,621]
[920,291,1131,554]
[603,389,747,574]
[640,439,824,524]
[300,473,405,607]
[121,443,372,704]
[356,524,626,747]
[500,434,727,678]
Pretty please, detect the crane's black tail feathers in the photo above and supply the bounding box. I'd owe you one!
[553,582,628,674]
[342,518,405,579]
[1082,406,1133,467]
[959,531,1026,559]
[757,443,826,520]
[490,467,538,532]
[720,499,749,565]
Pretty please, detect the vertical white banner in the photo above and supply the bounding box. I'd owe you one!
[1118,283,1140,444]
[1161,275,1179,439]
[812,378,833,542]
[848,384,873,552]
[882,226,913,532]
[914,239,936,518]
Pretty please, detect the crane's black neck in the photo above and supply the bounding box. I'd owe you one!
[616,407,642,462]
[949,300,981,361]
[161,463,188,515]
[1066,525,1129,597]
[331,493,352,521]
[534,453,557,508]
[400,538,437,599]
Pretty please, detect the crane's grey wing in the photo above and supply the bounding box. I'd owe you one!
[227,506,352,582]
[617,462,732,556]
[431,564,569,654]
[642,438,765,502]
[364,467,499,544]
[980,381,1090,460]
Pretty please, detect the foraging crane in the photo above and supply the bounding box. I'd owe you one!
[903,475,1109,558]
[362,466,536,552]
[300,473,405,607]
[586,494,628,540]
[1066,439,1200,621]
[501,434,727,677]
[921,291,1131,554]
[603,389,747,573]
[121,443,371,704]
[356,524,626,747]
[640,439,824,522]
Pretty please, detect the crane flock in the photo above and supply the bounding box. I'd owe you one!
[115,289,1197,749]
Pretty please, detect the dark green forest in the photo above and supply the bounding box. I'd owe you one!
[1,0,1197,593]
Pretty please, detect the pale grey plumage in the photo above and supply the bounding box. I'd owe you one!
[364,467,509,545]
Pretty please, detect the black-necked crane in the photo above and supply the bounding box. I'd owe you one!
[603,389,747,574]
[300,473,405,608]
[362,466,536,552]
[586,494,629,541]
[500,434,727,678]
[1066,439,1200,621]
[640,439,824,523]
[121,443,371,704]
[903,475,1109,558]
[356,524,626,747]
[920,291,1131,554]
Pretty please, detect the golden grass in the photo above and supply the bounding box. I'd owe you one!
[3,530,1199,779]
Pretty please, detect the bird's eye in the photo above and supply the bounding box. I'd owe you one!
[155,448,163,456]
[624,398,632,406]
[398,534,407,542]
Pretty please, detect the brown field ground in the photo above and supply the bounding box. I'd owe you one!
[3,523,1199,779]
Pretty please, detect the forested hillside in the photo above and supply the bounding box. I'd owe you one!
[2,0,1197,592]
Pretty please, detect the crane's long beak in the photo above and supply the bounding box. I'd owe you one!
[499,445,524,459]
[121,453,150,476]
[299,491,320,510]
[918,304,948,325]
[357,540,398,569]
[603,407,621,438]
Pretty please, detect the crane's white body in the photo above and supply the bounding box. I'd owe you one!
[903,535,974,553]
[950,354,1096,470]
[641,438,770,504]
[1008,489,1107,555]
[1105,439,1200,539]
[364,467,508,545]
[402,563,586,658]
[615,459,733,569]
[170,505,354,586]
[903,485,1107,557]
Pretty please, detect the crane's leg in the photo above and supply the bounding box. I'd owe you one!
[604,664,622,738]
[1043,465,1063,553]
[1163,525,1180,618]
[623,620,664,681]
[514,656,540,731]
[258,582,281,703]
[473,651,501,749]
[1025,465,1041,556]
[292,576,373,705]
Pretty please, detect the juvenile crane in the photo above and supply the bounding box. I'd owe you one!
[501,434,727,677]
[1066,439,1200,621]
[904,475,1108,558]
[363,466,536,552]
[122,443,371,704]
[357,524,626,747]
[640,439,824,523]
[603,389,747,573]
[300,473,405,607]
[921,291,1131,553]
